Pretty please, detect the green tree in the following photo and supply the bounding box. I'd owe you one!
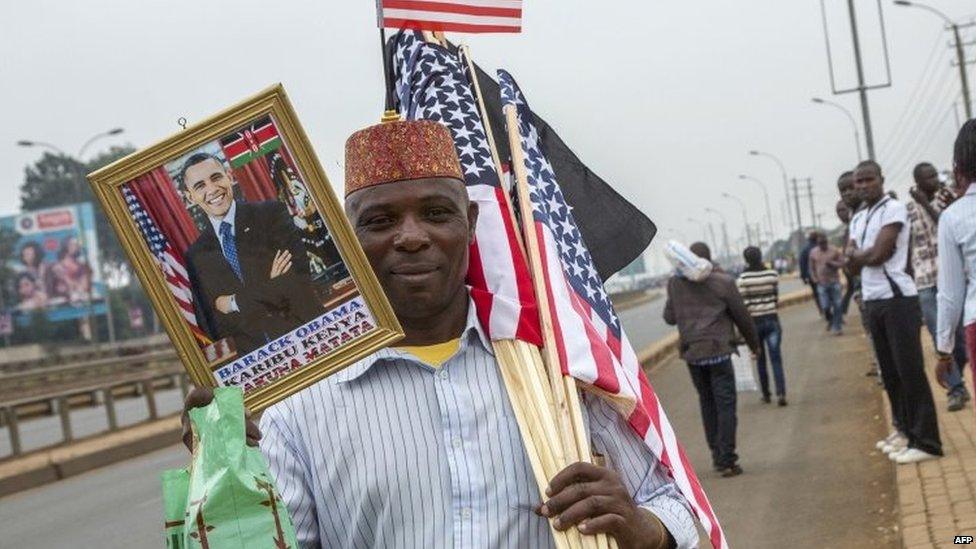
[19,145,135,270]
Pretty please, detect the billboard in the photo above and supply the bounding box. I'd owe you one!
[1,203,107,324]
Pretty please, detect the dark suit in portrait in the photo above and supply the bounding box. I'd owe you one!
[186,200,324,355]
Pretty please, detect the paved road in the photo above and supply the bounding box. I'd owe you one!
[1,276,836,548]
[648,302,897,548]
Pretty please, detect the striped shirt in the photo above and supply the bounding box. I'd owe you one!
[736,268,780,317]
[259,299,698,548]
[936,185,976,353]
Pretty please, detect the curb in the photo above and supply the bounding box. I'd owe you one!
[637,288,814,369]
[0,416,180,498]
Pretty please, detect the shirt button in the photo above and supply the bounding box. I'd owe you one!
[452,436,462,448]
[461,508,472,519]
[438,370,449,380]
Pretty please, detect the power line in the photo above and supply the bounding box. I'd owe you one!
[880,61,956,165]
[887,83,962,182]
[881,66,959,171]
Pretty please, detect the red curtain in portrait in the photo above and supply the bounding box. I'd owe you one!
[231,155,277,203]
[128,167,199,253]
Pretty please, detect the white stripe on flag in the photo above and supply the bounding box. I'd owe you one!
[468,185,520,338]
[162,250,189,280]
[383,9,521,27]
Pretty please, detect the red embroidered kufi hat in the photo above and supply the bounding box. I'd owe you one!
[344,119,463,197]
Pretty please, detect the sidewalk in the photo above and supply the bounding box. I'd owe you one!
[891,339,976,549]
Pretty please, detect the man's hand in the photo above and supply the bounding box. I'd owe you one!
[935,354,954,389]
[538,462,670,548]
[270,249,293,280]
[215,295,235,314]
[909,187,928,206]
[181,387,262,452]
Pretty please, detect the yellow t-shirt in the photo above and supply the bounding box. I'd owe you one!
[395,338,461,368]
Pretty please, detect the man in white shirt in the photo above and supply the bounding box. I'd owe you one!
[937,119,976,404]
[847,160,943,464]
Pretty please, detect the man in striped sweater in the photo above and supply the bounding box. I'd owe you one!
[736,247,788,406]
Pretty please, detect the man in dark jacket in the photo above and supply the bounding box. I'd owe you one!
[664,242,760,477]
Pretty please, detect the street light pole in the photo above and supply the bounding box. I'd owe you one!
[738,174,776,246]
[811,97,863,161]
[705,208,732,263]
[686,217,711,249]
[894,0,972,119]
[722,192,752,247]
[15,140,67,156]
[749,150,794,236]
[77,128,125,160]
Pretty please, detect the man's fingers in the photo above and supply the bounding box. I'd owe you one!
[181,387,214,451]
[545,462,607,497]
[550,495,621,531]
[577,513,627,536]
[541,480,612,517]
[244,419,263,446]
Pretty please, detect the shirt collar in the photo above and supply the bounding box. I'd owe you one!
[209,200,237,237]
[332,292,493,384]
[966,185,976,196]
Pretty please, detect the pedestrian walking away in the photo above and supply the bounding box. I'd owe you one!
[736,246,788,406]
[907,160,971,412]
[799,232,825,318]
[808,232,846,335]
[847,159,943,465]
[937,119,976,406]
[664,242,761,478]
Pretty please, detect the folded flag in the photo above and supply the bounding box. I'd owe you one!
[377,0,522,34]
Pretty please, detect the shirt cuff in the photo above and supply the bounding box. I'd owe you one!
[936,331,955,355]
[641,501,699,549]
[229,294,240,313]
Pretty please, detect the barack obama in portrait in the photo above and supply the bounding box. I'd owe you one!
[179,153,324,355]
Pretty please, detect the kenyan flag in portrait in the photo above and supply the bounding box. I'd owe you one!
[220,115,283,168]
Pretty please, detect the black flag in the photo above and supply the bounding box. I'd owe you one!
[466,56,656,281]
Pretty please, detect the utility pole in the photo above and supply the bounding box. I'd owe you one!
[895,2,973,119]
[720,222,731,264]
[846,0,877,160]
[791,178,804,231]
[951,23,973,119]
[804,178,816,230]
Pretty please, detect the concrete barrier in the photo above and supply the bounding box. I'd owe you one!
[0,416,180,498]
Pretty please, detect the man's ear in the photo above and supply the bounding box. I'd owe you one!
[467,201,479,244]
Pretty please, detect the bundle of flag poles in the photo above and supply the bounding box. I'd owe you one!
[381,7,726,548]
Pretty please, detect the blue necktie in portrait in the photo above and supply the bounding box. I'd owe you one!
[219,221,243,281]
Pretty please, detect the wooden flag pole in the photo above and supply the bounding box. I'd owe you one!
[503,102,611,549]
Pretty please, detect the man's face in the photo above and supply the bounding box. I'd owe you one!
[346,178,477,323]
[817,235,828,249]
[837,174,859,209]
[183,158,234,218]
[836,202,851,224]
[914,164,940,195]
[854,164,884,204]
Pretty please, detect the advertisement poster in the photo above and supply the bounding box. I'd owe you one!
[0,203,106,325]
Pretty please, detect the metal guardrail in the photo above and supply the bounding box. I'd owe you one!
[0,336,172,376]
[0,369,190,459]
[0,349,179,389]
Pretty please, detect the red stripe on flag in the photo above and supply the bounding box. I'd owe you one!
[383,0,521,18]
[466,236,495,337]
[493,186,539,344]
[383,18,520,33]
[568,290,620,393]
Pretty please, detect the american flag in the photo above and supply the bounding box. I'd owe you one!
[122,185,210,345]
[391,31,540,344]
[378,0,522,34]
[499,70,728,549]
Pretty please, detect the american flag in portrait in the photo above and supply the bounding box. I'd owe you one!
[391,30,540,344]
[499,70,728,549]
[123,185,210,345]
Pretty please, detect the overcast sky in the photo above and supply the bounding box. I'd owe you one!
[2,0,974,274]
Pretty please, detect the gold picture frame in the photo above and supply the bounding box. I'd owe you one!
[88,84,402,412]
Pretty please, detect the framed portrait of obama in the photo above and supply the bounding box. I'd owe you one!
[88,84,402,412]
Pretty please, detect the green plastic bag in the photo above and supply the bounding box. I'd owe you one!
[161,387,299,549]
